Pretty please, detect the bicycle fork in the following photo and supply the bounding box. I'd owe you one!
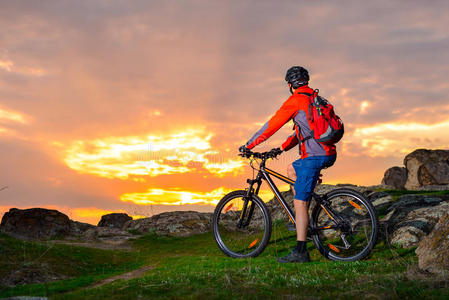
[237,178,261,228]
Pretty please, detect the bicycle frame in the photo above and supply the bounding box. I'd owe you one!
[214,151,378,260]
[243,158,339,228]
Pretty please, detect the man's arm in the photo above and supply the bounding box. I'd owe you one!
[281,132,299,151]
[245,97,298,149]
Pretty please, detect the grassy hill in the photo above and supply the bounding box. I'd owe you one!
[1,224,447,299]
[1,189,449,299]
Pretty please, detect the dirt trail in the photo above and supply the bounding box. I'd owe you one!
[88,265,155,288]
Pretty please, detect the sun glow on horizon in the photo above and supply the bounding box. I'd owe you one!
[120,187,233,206]
[0,205,145,225]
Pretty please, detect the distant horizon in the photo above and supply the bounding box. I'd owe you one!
[1,1,449,225]
[1,151,444,226]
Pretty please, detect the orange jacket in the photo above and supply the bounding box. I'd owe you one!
[245,85,336,158]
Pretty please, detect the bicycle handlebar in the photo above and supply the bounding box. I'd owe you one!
[239,148,282,160]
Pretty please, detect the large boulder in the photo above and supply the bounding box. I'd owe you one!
[1,208,71,239]
[404,149,449,190]
[415,213,449,275]
[97,213,132,229]
[0,208,94,239]
[382,166,407,189]
[124,211,212,237]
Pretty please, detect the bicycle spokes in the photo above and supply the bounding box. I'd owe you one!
[313,191,377,260]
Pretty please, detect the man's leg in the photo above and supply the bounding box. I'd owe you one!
[278,160,316,263]
[287,163,296,194]
[287,163,309,241]
[294,199,309,242]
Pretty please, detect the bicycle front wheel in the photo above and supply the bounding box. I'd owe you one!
[213,190,272,258]
[311,188,378,261]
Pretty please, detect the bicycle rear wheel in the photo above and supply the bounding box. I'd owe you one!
[311,188,378,261]
[213,190,272,258]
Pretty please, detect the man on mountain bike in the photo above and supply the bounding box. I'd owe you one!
[239,66,337,263]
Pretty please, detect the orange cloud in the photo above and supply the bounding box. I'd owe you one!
[0,106,27,124]
[346,118,449,157]
[61,128,244,179]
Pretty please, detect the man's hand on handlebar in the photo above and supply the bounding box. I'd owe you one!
[238,145,251,157]
[267,147,283,158]
[238,145,283,159]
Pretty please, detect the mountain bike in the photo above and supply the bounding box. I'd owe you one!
[212,149,378,261]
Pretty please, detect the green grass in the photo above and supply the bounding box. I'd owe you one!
[1,221,448,299]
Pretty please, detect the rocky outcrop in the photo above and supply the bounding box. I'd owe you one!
[0,208,213,240]
[70,220,96,236]
[265,185,448,249]
[381,195,448,248]
[124,211,212,237]
[266,184,393,223]
[370,194,394,212]
[415,213,449,275]
[1,180,447,247]
[382,166,407,189]
[404,149,449,190]
[97,213,132,229]
[0,208,94,239]
[380,149,449,190]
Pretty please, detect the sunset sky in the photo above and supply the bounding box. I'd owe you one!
[1,1,448,224]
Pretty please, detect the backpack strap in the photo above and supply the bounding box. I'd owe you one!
[296,92,316,144]
[301,136,313,143]
[297,92,314,121]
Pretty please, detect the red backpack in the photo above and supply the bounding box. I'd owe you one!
[299,89,344,145]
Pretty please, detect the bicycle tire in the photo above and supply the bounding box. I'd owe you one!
[310,188,378,261]
[213,190,272,258]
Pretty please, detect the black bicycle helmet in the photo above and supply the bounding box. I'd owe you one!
[285,66,309,90]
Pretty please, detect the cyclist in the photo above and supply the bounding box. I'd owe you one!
[239,66,337,263]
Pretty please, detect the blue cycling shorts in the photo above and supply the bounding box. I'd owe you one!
[292,154,336,202]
